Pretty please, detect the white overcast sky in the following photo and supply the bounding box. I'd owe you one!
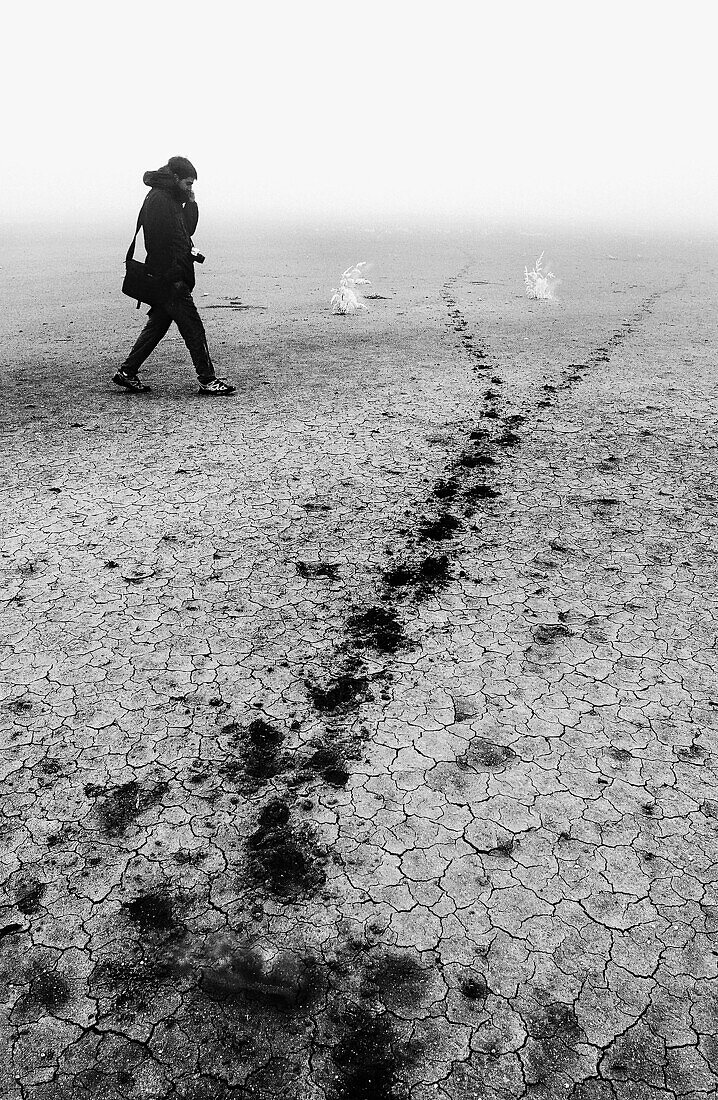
[4,0,716,230]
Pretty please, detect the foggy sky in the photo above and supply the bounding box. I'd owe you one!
[5,0,716,230]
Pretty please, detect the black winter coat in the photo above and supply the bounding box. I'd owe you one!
[140,167,199,290]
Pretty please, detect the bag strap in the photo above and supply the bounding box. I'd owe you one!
[125,200,146,263]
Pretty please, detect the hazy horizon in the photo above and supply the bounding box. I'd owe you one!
[5,1,717,233]
[5,210,718,243]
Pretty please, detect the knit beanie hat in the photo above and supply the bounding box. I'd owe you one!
[168,155,197,180]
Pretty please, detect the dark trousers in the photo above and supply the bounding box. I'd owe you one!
[123,288,214,383]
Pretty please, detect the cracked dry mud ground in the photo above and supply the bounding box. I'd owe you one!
[1,228,717,1099]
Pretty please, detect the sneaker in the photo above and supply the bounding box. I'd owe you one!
[113,369,151,393]
[198,378,236,395]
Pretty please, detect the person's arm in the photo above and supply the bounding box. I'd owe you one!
[183,195,199,237]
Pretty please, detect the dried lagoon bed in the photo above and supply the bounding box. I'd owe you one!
[1,222,717,1099]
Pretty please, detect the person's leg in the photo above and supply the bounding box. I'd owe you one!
[164,288,216,383]
[121,305,173,377]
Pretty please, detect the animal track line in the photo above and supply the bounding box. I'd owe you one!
[223,274,686,897]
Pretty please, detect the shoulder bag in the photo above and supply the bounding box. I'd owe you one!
[122,206,164,309]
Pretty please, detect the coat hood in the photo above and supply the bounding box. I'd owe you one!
[142,166,185,198]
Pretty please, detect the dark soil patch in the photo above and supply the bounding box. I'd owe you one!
[89,954,178,1016]
[256,798,291,828]
[16,880,45,915]
[361,951,428,1011]
[432,478,460,501]
[308,672,371,712]
[239,717,286,784]
[36,758,62,776]
[496,431,521,447]
[418,513,462,540]
[328,1005,409,1100]
[487,835,516,857]
[457,451,496,469]
[0,924,23,941]
[307,742,350,786]
[382,554,451,596]
[346,606,408,653]
[415,554,451,586]
[532,624,572,645]
[381,564,416,588]
[466,739,517,769]
[521,1000,584,1089]
[606,747,632,764]
[206,302,268,311]
[529,997,584,1040]
[459,973,488,1001]
[86,779,169,837]
[123,892,177,935]
[202,943,323,1006]
[676,743,709,763]
[18,964,71,1014]
[247,799,326,896]
[296,561,341,580]
[464,484,500,501]
[5,697,33,714]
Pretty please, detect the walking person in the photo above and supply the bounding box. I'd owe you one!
[113,155,235,395]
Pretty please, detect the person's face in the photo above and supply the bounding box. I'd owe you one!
[176,176,196,195]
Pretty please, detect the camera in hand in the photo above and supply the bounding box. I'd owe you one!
[191,248,205,264]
